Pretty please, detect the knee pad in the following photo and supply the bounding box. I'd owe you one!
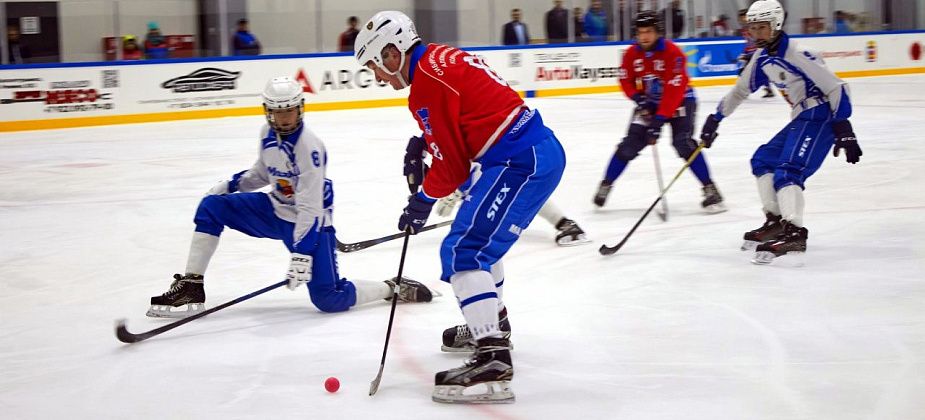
[308,282,354,313]
[615,124,647,162]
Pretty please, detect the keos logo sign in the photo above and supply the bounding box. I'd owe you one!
[161,68,240,93]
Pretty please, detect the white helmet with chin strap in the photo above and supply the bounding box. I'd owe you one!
[354,11,421,87]
[262,76,304,135]
[747,0,785,32]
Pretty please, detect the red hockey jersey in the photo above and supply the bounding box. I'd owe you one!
[407,43,526,199]
[618,38,694,120]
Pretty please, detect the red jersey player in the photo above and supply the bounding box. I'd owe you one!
[355,11,567,404]
[594,11,725,214]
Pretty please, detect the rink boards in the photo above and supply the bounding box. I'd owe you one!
[1,30,923,132]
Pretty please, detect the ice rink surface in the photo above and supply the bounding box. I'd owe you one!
[1,74,924,419]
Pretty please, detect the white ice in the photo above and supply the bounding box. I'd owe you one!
[1,75,924,420]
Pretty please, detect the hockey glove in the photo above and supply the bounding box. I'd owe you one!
[632,93,656,116]
[286,253,313,290]
[700,114,721,148]
[398,193,436,234]
[206,180,230,196]
[403,135,429,194]
[646,117,666,145]
[436,189,465,217]
[832,120,862,164]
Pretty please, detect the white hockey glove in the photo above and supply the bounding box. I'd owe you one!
[286,253,313,290]
[436,189,465,217]
[206,180,230,196]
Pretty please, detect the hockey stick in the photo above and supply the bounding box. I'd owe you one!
[114,280,288,343]
[599,142,707,256]
[337,220,453,253]
[369,229,412,396]
[651,143,669,222]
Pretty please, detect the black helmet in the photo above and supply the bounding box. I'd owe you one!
[635,11,662,32]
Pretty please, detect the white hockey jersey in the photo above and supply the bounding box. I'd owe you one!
[229,123,333,253]
[717,33,853,122]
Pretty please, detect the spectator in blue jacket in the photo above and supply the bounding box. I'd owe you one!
[232,18,261,55]
[584,0,608,42]
[143,21,169,59]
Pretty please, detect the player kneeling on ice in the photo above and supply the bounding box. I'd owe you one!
[415,147,588,247]
[356,11,567,404]
[147,76,433,318]
[698,0,863,265]
[594,11,725,214]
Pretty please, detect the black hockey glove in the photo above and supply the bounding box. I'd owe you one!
[403,135,429,194]
[700,114,721,148]
[645,116,666,145]
[398,193,435,234]
[632,93,657,116]
[832,120,862,164]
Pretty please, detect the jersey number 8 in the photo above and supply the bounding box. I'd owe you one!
[464,55,508,87]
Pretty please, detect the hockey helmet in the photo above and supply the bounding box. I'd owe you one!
[747,0,785,32]
[262,76,304,135]
[635,11,663,33]
[354,11,421,78]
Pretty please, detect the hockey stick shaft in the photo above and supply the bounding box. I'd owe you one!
[337,220,452,253]
[599,143,705,256]
[369,229,412,396]
[652,143,669,221]
[114,280,288,343]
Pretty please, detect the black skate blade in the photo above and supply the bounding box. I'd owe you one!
[751,251,805,267]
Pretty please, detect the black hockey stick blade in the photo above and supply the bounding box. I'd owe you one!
[114,280,288,344]
[337,220,453,253]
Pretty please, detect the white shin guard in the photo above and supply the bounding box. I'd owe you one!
[537,201,564,227]
[777,184,805,227]
[491,261,505,312]
[451,270,501,341]
[757,173,780,216]
[185,232,220,275]
[353,280,392,306]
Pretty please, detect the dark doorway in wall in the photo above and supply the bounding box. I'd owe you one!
[5,1,60,63]
[198,0,246,57]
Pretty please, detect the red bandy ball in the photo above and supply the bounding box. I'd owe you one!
[324,377,340,393]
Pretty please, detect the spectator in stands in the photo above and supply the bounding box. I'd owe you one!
[574,6,586,42]
[502,8,530,45]
[584,0,608,42]
[545,0,569,44]
[144,21,169,59]
[122,35,143,60]
[661,0,685,38]
[711,14,734,37]
[232,18,261,56]
[835,11,853,33]
[338,16,360,52]
[6,24,30,64]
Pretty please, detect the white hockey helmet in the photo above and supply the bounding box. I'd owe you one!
[747,0,785,32]
[262,76,304,135]
[354,11,421,77]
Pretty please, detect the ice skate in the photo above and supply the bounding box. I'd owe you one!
[741,213,784,251]
[442,308,512,352]
[752,221,808,266]
[701,183,727,214]
[762,86,775,98]
[147,274,205,318]
[593,180,613,208]
[433,337,515,404]
[385,276,435,303]
[555,218,590,246]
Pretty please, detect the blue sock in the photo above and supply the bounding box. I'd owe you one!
[605,155,628,182]
[688,154,712,185]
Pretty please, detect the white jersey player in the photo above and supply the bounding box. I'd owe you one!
[698,0,863,264]
[148,76,433,318]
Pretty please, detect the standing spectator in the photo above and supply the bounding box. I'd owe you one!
[661,0,685,39]
[232,18,261,56]
[712,14,734,37]
[502,8,530,45]
[574,7,586,42]
[545,0,569,44]
[6,25,31,64]
[338,16,360,52]
[584,0,608,42]
[834,11,853,33]
[122,35,143,60]
[144,21,169,59]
